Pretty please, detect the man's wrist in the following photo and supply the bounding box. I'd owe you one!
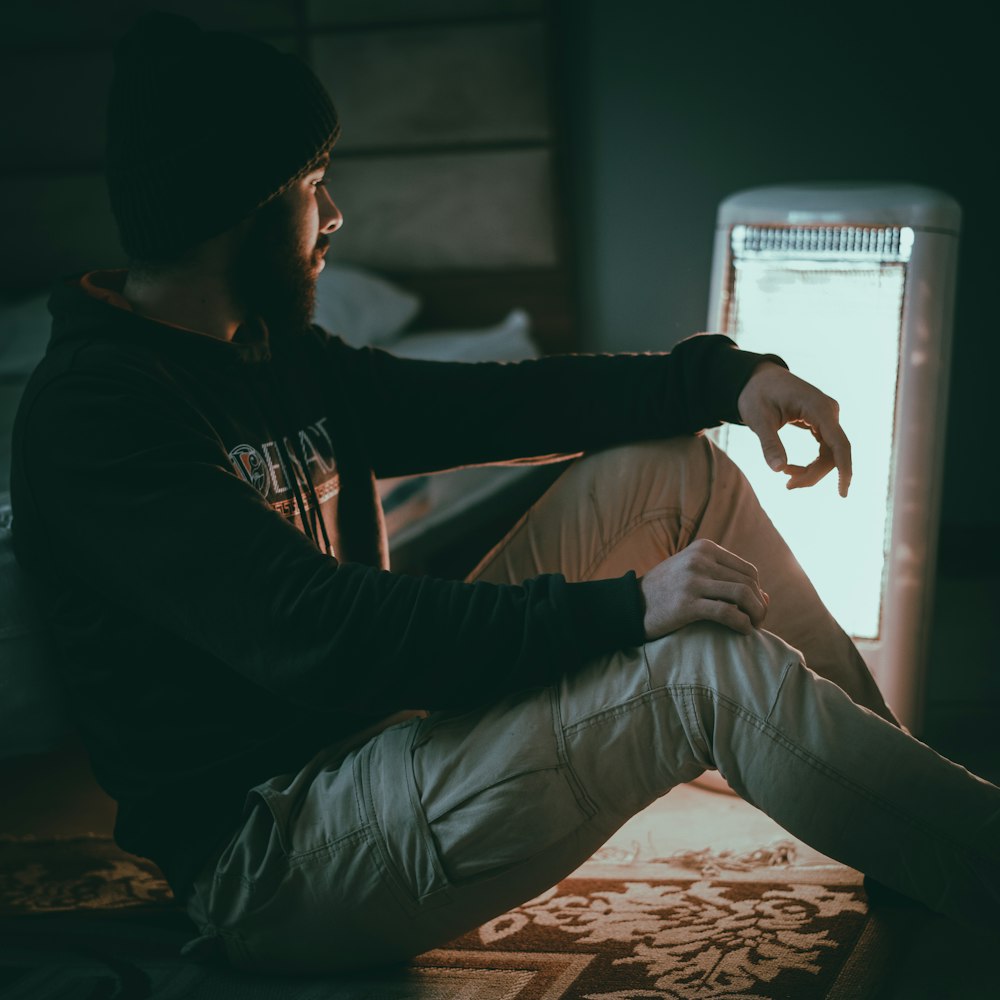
[709,344,789,426]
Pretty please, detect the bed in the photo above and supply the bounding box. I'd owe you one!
[0,0,577,762]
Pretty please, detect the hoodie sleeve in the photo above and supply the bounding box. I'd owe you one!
[16,368,646,716]
[320,332,786,477]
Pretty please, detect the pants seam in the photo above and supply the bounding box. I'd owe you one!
[765,660,796,723]
[356,739,429,917]
[563,688,665,736]
[284,826,371,868]
[707,687,980,860]
[550,685,599,819]
[581,506,695,580]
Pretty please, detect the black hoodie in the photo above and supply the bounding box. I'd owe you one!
[10,270,779,899]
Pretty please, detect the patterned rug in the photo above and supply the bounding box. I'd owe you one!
[0,835,173,915]
[0,833,901,999]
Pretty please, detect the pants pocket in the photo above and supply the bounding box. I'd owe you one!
[425,764,591,883]
[362,691,592,910]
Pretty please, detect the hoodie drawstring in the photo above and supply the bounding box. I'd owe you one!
[287,429,334,557]
[267,369,334,557]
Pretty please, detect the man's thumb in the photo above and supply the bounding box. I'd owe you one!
[758,432,787,472]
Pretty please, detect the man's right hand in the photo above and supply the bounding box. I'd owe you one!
[638,539,768,641]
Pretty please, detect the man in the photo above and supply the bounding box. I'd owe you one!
[11,11,999,974]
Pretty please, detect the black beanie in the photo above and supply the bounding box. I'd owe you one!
[106,11,340,261]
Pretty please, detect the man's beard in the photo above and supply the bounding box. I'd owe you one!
[232,196,327,339]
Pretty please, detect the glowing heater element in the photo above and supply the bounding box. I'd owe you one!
[707,185,959,731]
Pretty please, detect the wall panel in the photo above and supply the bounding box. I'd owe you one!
[327,150,556,270]
[313,21,549,151]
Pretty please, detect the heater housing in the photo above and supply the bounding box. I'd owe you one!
[707,183,960,731]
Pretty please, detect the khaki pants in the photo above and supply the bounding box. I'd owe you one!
[184,437,1000,972]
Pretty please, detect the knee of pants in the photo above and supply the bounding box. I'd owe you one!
[644,621,805,729]
[570,436,714,548]
[577,435,712,493]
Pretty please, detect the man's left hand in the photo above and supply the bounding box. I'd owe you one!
[737,361,852,498]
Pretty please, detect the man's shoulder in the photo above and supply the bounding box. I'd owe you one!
[19,327,163,424]
[15,313,215,463]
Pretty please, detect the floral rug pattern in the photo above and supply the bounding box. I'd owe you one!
[1,837,875,998]
[419,875,872,1000]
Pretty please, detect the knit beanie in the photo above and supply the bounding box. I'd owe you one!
[106,11,340,261]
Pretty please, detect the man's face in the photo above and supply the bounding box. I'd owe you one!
[232,156,342,338]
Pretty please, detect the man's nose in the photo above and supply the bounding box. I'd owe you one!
[318,187,343,234]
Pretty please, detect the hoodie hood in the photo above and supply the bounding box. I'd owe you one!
[47,270,272,367]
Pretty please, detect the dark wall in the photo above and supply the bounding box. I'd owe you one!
[554,0,994,535]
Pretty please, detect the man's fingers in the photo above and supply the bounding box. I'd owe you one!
[784,453,834,490]
[754,427,788,473]
[641,541,769,639]
[686,543,767,625]
[703,581,767,626]
[795,408,852,497]
[702,562,764,596]
[699,540,761,586]
[821,418,853,497]
[783,419,852,497]
[738,365,854,496]
[693,598,754,635]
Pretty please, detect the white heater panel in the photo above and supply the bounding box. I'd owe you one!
[707,185,959,731]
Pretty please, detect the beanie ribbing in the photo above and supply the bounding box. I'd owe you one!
[106,11,340,261]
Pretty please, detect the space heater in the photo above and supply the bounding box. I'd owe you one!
[707,183,960,731]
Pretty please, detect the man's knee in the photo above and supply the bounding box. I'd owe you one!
[643,621,804,723]
[570,436,714,545]
[577,436,712,488]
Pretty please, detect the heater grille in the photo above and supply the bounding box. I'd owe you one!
[733,224,911,261]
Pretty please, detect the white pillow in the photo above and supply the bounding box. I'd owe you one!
[384,309,538,363]
[0,293,51,380]
[313,263,421,347]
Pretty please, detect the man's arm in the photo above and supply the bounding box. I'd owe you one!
[17,345,832,715]
[321,332,786,478]
[16,370,645,716]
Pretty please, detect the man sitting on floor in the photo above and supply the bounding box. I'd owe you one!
[11,11,999,973]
